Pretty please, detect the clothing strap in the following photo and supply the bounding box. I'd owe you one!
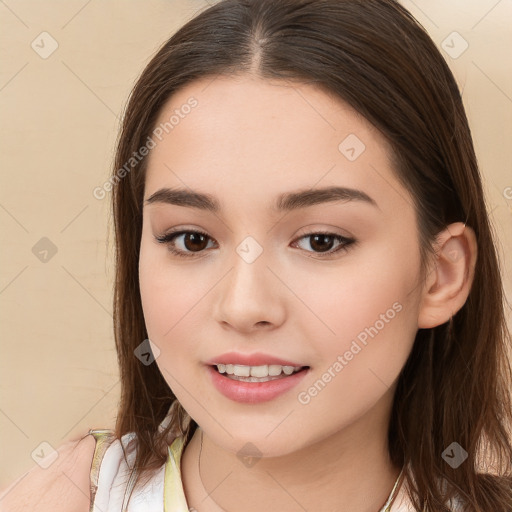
[87,428,117,512]
[164,435,189,512]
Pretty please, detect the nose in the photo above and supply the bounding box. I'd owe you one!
[212,244,286,334]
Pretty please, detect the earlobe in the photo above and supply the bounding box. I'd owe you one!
[417,222,477,329]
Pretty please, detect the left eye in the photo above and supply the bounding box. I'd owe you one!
[292,232,355,257]
[155,230,355,258]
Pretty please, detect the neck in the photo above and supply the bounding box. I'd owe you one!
[181,389,402,512]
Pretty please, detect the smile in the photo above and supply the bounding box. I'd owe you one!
[215,363,304,381]
[208,363,310,403]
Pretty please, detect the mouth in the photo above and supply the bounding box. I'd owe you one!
[205,352,310,403]
[211,363,309,383]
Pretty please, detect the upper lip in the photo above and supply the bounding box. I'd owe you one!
[206,352,306,367]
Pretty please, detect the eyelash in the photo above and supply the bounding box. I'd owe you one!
[154,229,356,259]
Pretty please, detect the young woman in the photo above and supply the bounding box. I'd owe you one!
[2,0,511,510]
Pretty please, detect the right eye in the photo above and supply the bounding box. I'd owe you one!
[155,229,217,258]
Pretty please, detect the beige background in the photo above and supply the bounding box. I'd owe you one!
[0,0,511,487]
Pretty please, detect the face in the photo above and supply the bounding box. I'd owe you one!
[139,74,425,457]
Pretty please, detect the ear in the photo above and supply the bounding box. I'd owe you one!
[418,222,477,329]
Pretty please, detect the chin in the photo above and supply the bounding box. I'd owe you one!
[197,420,313,459]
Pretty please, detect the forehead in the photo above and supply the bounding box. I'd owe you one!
[144,74,410,216]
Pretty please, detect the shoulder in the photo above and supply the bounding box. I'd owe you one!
[0,430,103,512]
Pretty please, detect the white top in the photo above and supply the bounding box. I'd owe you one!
[88,429,465,511]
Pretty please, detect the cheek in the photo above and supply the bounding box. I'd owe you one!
[139,268,191,338]
[293,239,421,367]
[139,238,199,336]
[138,256,199,383]
[138,240,220,382]
[293,287,419,435]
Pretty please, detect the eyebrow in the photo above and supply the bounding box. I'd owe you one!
[144,186,378,212]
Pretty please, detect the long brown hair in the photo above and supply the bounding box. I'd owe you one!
[111,0,512,509]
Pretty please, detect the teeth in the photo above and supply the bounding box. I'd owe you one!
[233,365,250,377]
[216,364,303,377]
[282,366,295,375]
[268,365,282,376]
[250,365,268,378]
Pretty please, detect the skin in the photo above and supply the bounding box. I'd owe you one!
[138,74,477,511]
[0,434,96,512]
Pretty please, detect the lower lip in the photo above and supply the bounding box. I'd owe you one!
[207,365,309,404]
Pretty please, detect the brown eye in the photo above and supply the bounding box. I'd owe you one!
[308,234,336,253]
[293,232,355,258]
[155,229,355,259]
[181,232,209,252]
[155,230,215,257]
